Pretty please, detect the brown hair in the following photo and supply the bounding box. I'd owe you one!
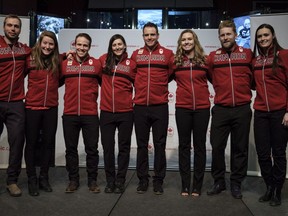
[31,31,60,74]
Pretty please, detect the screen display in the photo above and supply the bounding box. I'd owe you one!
[37,15,65,39]
[137,9,162,29]
[234,15,251,48]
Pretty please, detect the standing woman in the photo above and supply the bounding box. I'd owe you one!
[24,31,61,196]
[99,34,136,193]
[252,24,288,206]
[173,29,210,196]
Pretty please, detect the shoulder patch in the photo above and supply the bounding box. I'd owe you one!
[67,60,72,66]
[216,50,222,54]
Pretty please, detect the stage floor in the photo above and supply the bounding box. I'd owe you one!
[0,167,287,216]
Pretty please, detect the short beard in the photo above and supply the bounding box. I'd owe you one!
[4,32,19,44]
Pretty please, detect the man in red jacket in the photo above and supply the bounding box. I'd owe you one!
[0,14,31,197]
[131,22,174,195]
[61,33,102,193]
[207,20,253,199]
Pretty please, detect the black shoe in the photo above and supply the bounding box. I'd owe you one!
[137,182,148,194]
[114,182,125,194]
[88,180,100,193]
[269,189,281,206]
[259,186,273,202]
[231,185,242,199]
[207,183,226,195]
[153,184,163,195]
[104,182,115,193]
[39,176,52,192]
[65,181,79,193]
[28,177,39,196]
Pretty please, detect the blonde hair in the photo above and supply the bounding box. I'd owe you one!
[174,29,206,66]
[218,20,236,34]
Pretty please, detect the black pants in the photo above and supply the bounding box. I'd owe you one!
[210,104,252,186]
[24,107,58,178]
[254,109,288,190]
[176,107,210,191]
[0,101,25,184]
[62,115,99,185]
[100,111,133,184]
[134,104,168,185]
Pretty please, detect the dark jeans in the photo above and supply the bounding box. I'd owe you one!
[24,107,58,178]
[134,104,168,185]
[254,109,288,190]
[62,115,99,185]
[0,101,25,184]
[100,111,133,184]
[176,107,210,191]
[210,104,252,186]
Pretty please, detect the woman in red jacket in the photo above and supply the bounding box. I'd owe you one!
[24,31,61,196]
[252,24,288,206]
[172,29,210,196]
[99,34,136,193]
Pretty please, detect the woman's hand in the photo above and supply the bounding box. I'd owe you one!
[282,112,288,127]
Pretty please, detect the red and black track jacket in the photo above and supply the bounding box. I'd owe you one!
[131,42,174,106]
[25,55,61,108]
[61,55,102,115]
[252,47,288,112]
[99,52,137,113]
[0,35,31,101]
[173,55,210,110]
[208,45,253,107]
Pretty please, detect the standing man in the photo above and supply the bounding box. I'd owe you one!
[131,22,174,195]
[61,33,102,193]
[207,20,253,199]
[0,14,30,197]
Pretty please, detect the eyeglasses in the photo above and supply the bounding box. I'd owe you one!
[143,33,157,37]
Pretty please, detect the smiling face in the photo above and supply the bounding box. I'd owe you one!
[112,38,126,58]
[40,36,55,56]
[75,36,90,61]
[256,27,274,51]
[143,26,159,49]
[219,27,237,51]
[181,32,195,55]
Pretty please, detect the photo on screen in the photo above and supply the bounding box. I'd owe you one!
[137,9,162,29]
[234,15,251,48]
[37,15,65,39]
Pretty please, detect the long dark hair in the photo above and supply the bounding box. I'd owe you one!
[253,23,283,72]
[104,34,127,73]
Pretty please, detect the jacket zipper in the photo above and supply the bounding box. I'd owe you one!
[262,58,269,111]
